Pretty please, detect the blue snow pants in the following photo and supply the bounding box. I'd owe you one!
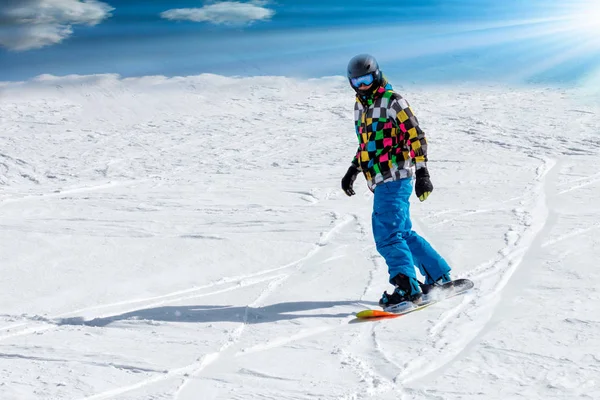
[372,178,452,288]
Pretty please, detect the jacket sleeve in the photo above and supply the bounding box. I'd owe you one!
[350,101,363,171]
[390,95,428,170]
[351,146,361,171]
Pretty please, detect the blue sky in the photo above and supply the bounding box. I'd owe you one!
[1,0,600,84]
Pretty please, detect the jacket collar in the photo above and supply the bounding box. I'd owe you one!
[356,79,392,107]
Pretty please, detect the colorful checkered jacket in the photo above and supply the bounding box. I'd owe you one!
[351,81,428,190]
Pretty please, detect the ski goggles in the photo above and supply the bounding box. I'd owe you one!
[350,73,374,88]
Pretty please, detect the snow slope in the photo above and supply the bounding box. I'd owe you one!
[0,74,599,399]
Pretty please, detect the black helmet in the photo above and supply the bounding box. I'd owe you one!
[347,54,382,93]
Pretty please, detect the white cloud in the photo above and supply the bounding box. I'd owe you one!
[161,1,275,26]
[0,0,114,51]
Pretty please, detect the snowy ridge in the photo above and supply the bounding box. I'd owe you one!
[1,74,599,399]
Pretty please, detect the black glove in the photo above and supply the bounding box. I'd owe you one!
[415,167,433,202]
[341,165,360,196]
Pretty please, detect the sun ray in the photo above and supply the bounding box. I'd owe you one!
[543,0,600,42]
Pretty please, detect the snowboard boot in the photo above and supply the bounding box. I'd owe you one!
[420,272,452,296]
[379,274,423,310]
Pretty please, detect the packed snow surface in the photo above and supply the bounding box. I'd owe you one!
[1,74,599,399]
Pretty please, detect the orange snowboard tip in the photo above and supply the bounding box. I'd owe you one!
[356,309,398,319]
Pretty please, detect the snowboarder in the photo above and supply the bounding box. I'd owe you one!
[341,54,452,310]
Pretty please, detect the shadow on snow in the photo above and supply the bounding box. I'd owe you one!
[56,300,378,328]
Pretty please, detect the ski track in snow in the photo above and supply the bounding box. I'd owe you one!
[336,156,563,400]
[0,179,147,206]
[557,170,600,195]
[0,273,281,342]
[396,157,560,388]
[172,275,289,400]
[172,215,360,399]
[0,216,358,343]
[236,326,333,357]
[541,224,600,248]
[60,213,359,399]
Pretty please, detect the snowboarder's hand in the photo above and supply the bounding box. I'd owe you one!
[341,165,360,196]
[415,167,433,202]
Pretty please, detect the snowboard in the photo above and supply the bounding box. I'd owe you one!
[354,278,474,320]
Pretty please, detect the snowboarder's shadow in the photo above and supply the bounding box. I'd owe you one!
[56,300,377,328]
